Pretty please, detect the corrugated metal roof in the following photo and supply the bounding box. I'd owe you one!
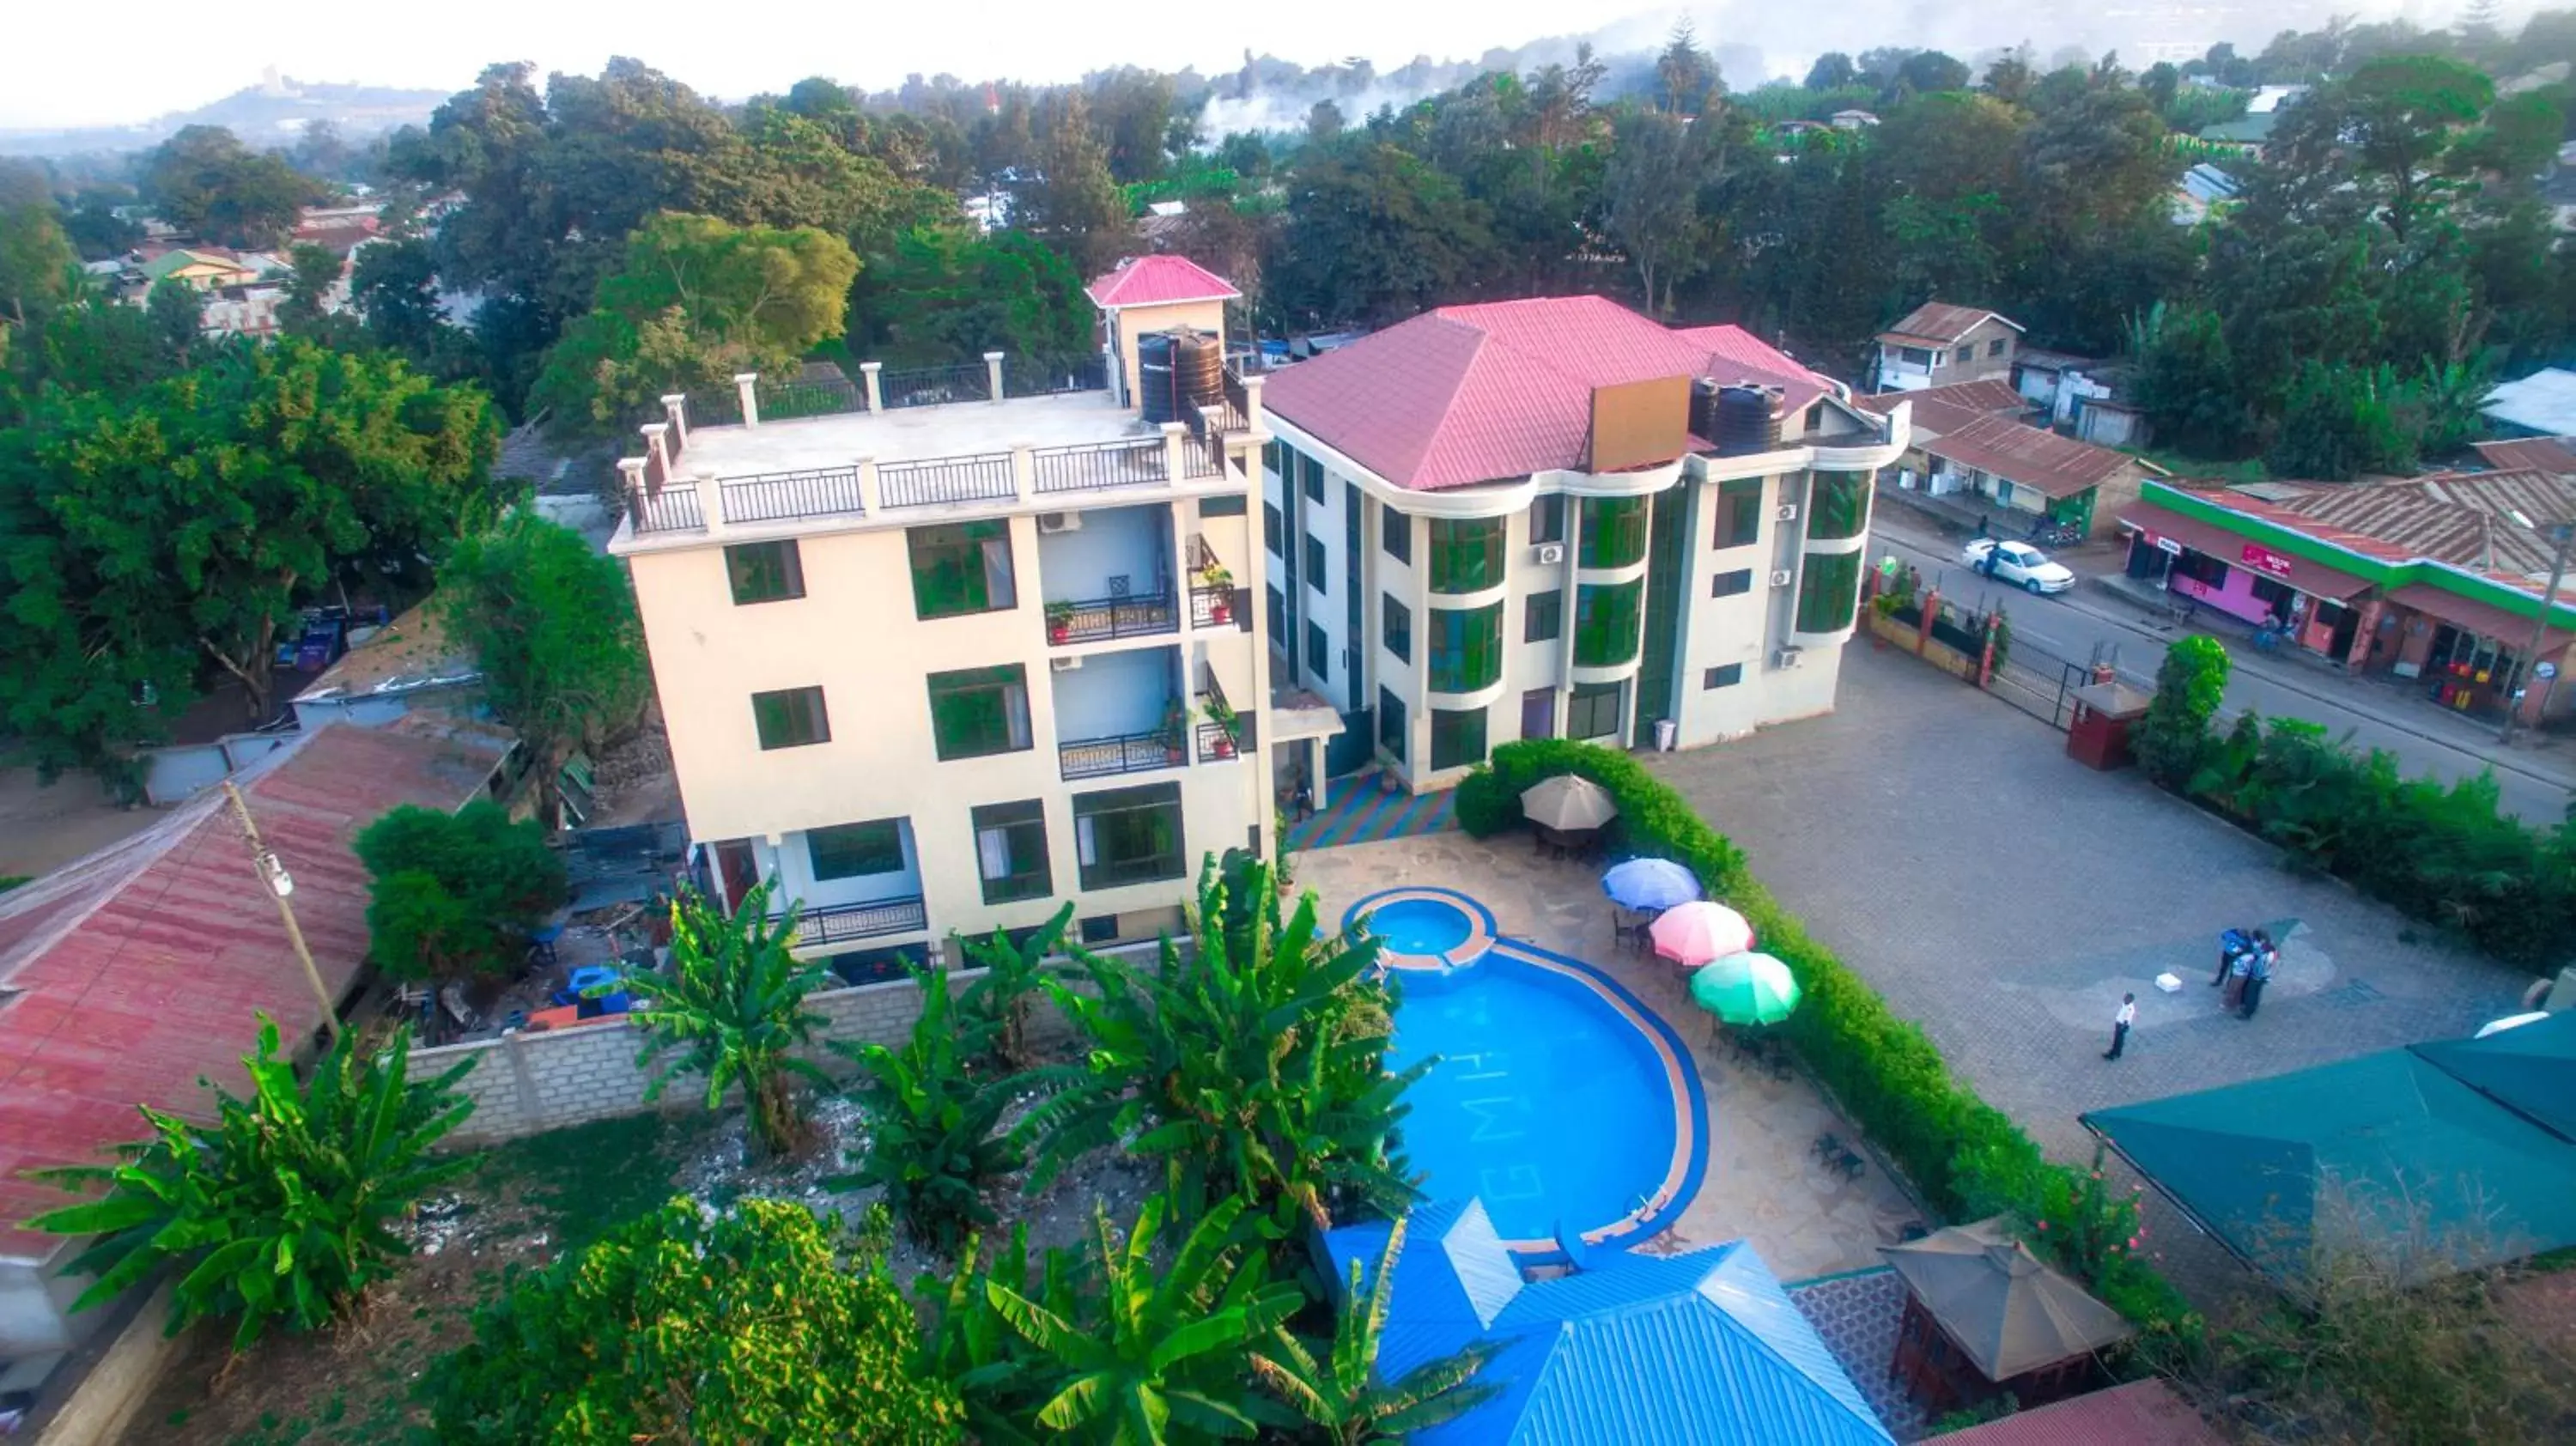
[1929,1381,2224,1446]
[2485,368,2576,436]
[1859,380,2026,438]
[2472,436,2576,474]
[0,722,513,1261]
[1083,254,1241,308]
[2272,471,2576,580]
[1879,301,2022,346]
[1915,414,2135,499]
[1261,295,1831,492]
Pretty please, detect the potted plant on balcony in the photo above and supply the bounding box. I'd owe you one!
[1044,599,1075,645]
[1199,563,1234,624]
[1162,699,1189,765]
[1201,697,1239,758]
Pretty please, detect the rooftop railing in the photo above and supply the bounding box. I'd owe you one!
[629,483,705,534]
[1033,437,1170,495]
[719,466,866,526]
[879,453,1016,509]
[880,362,991,410]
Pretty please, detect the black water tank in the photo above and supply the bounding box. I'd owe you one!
[1713,385,1782,456]
[1688,379,1722,443]
[1138,332,1180,423]
[1175,328,1224,409]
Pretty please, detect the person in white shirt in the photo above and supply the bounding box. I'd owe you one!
[2105,993,2136,1060]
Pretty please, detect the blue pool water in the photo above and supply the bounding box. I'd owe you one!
[1366,896,1474,958]
[1389,957,1685,1244]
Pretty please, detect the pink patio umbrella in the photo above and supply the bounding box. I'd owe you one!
[1649,901,1755,968]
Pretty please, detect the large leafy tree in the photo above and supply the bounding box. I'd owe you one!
[355,800,568,984]
[0,199,75,326]
[435,511,650,827]
[527,210,858,433]
[633,881,838,1157]
[1273,143,1495,327]
[849,225,1095,377]
[140,125,323,247]
[427,1198,965,1444]
[1018,93,1132,277]
[27,1018,476,1349]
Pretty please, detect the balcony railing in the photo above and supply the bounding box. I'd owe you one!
[758,375,867,421]
[785,895,928,948]
[879,453,1016,509]
[1060,729,1184,781]
[719,466,866,525]
[1046,592,1178,645]
[1188,585,1250,631]
[1182,432,1226,479]
[1033,437,1170,495]
[1194,720,1247,763]
[629,483,705,534]
[880,362,991,410]
[1003,353,1109,398]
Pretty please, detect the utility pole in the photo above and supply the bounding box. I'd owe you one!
[2500,520,2575,747]
[220,779,340,1042]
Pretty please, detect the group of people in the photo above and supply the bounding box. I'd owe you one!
[2212,928,2278,1019]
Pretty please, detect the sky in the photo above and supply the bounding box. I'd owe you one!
[2,0,2488,131]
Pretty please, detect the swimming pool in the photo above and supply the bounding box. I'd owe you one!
[1352,887,1494,971]
[1348,892,1706,1255]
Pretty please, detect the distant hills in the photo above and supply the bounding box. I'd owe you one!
[0,74,445,158]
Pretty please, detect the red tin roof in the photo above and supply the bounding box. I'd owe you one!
[1084,254,1241,308]
[1914,414,2137,500]
[1930,1381,2224,1446]
[2472,436,2576,474]
[1879,301,2024,347]
[1261,295,1832,492]
[0,721,511,1260]
[1859,380,2028,438]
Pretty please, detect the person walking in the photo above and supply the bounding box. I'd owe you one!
[2241,934,2276,1019]
[2211,929,2247,987]
[2221,948,2251,1012]
[2105,993,2136,1060]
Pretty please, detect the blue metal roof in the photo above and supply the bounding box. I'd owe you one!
[1335,1201,1893,1446]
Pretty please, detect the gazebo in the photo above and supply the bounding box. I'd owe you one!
[1879,1217,2134,1414]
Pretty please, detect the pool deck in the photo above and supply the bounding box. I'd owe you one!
[1299,833,1927,1284]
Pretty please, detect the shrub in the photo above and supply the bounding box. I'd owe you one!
[355,800,567,983]
[2134,635,2229,789]
[1470,738,2196,1338]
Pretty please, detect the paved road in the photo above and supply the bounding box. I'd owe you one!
[1866,512,2576,823]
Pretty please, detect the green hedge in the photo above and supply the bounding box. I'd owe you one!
[1462,739,2196,1337]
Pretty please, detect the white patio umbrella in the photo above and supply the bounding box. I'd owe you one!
[1520,775,1618,831]
[1649,901,1756,968]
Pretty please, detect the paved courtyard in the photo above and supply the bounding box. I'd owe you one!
[1297,836,1926,1286]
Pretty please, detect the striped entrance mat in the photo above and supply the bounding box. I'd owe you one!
[1284,783,1458,853]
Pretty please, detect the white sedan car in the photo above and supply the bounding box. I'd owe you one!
[1961,538,2076,594]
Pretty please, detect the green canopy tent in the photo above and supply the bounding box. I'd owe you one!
[2409,1012,2576,1142]
[2083,1048,2576,1282]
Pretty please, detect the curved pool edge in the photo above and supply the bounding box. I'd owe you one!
[1343,885,1499,973]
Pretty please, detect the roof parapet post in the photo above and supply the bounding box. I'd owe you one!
[1012,443,1036,504]
[984,350,1006,405]
[733,372,761,428]
[856,456,881,513]
[860,361,884,415]
[659,393,688,453]
[1160,421,1188,484]
[641,422,671,487]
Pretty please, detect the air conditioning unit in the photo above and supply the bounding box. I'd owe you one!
[1773,646,1805,669]
[1774,502,1800,522]
[1037,512,1083,534]
[1050,654,1084,671]
[1534,542,1566,566]
[1769,569,1795,588]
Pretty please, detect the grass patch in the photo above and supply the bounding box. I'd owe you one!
[2133,447,2269,486]
[470,1110,719,1254]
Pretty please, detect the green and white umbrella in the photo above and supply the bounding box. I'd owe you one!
[1690,951,1801,1026]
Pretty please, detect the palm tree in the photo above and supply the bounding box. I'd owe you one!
[633,880,836,1156]
[983,1193,1302,1444]
[1254,1220,1500,1446]
[835,962,1023,1250]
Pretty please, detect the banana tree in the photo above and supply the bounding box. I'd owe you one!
[633,879,837,1156]
[1254,1219,1500,1445]
[835,962,1024,1250]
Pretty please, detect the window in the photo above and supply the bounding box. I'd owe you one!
[752,686,829,750]
[1198,495,1247,518]
[1426,517,1506,593]
[1703,663,1743,690]
[909,521,1016,619]
[1714,478,1764,549]
[1382,510,1412,563]
[808,820,903,881]
[1078,913,1120,944]
[1794,551,1863,634]
[1525,589,1563,643]
[1530,495,1566,545]
[1307,621,1330,682]
[1304,536,1327,592]
[1267,585,1287,647]
[1427,603,1503,694]
[726,540,805,605]
[1710,568,1753,599]
[1264,439,1285,480]
[1899,346,1934,368]
[1807,472,1870,541]
[1383,595,1412,662]
[2250,576,2296,615]
[1578,496,1648,569]
[926,665,1032,760]
[1803,402,1824,434]
[2171,549,2230,588]
[1300,453,1324,502]
[1955,346,1974,364]
[1568,683,1621,740]
[1074,781,1184,890]
[972,799,1051,905]
[1987,338,2008,357]
[1429,706,1487,770]
[1264,501,1283,556]
[1378,688,1407,762]
[1573,580,1643,667]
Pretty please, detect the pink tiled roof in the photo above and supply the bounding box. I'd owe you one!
[1084,254,1240,308]
[1261,295,1833,492]
[0,722,510,1260]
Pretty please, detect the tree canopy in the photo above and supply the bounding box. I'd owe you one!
[140,125,324,248]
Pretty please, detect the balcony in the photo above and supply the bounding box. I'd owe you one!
[1060,730,1186,781]
[787,895,928,947]
[1189,585,1250,630]
[1039,502,1175,645]
[1053,644,1184,781]
[1048,592,1178,644]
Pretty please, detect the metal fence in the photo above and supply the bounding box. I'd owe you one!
[629,483,706,534]
[878,453,1016,509]
[1003,353,1109,398]
[719,466,866,525]
[1060,730,1182,781]
[758,376,867,422]
[788,896,929,946]
[1033,437,1168,495]
[880,362,991,410]
[1051,592,1178,644]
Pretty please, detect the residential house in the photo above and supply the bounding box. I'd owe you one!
[2117,476,2576,726]
[137,246,260,292]
[0,722,515,1387]
[1258,294,1910,790]
[2172,161,2243,225]
[2196,85,2309,157]
[609,255,1272,966]
[2012,350,2149,450]
[2485,368,2576,438]
[1870,302,2022,392]
[2473,436,2576,475]
[1862,380,2154,540]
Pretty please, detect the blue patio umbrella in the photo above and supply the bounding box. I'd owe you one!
[1601,857,1702,911]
